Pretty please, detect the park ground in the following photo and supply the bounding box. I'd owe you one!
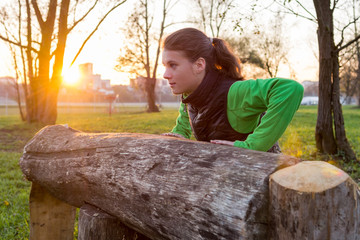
[0,105,359,239]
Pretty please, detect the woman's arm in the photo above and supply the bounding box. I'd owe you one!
[218,78,304,152]
[168,102,192,139]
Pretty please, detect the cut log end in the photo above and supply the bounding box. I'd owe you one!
[270,160,349,192]
[270,160,360,239]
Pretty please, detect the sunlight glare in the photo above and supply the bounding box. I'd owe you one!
[62,67,80,86]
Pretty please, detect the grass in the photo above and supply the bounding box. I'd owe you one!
[0,106,179,239]
[0,105,359,239]
[279,105,360,181]
[0,152,30,240]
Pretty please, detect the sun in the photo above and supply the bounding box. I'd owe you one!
[62,67,80,86]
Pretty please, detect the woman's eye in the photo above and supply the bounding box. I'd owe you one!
[170,63,177,69]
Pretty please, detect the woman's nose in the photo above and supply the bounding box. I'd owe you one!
[163,69,171,80]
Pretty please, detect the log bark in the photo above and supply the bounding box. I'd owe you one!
[78,204,150,240]
[20,125,300,240]
[269,161,360,240]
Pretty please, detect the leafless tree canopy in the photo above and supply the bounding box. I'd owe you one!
[0,0,127,124]
[115,0,178,112]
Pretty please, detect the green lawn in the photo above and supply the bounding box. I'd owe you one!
[0,105,359,239]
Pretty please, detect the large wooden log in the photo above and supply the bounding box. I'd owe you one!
[20,125,300,239]
[269,161,360,240]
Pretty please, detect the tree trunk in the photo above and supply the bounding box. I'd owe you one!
[358,81,360,106]
[78,204,150,240]
[332,52,357,161]
[313,0,357,161]
[29,0,57,124]
[20,125,300,240]
[25,0,35,123]
[14,79,26,121]
[41,0,71,125]
[313,0,339,155]
[146,77,160,112]
[269,161,360,239]
[357,42,360,107]
[42,87,59,125]
[357,48,360,106]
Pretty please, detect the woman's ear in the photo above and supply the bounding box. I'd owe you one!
[193,57,206,74]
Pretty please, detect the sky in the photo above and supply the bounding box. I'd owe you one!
[0,0,319,86]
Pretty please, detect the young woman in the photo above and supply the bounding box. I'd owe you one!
[162,28,304,153]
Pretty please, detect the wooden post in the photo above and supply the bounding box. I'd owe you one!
[78,204,150,240]
[269,161,360,239]
[29,182,76,240]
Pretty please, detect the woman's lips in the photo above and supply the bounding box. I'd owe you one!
[169,83,176,88]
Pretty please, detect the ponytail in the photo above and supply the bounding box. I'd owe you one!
[211,38,243,80]
[163,28,243,80]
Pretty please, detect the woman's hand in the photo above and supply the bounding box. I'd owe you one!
[210,140,235,146]
[162,132,186,139]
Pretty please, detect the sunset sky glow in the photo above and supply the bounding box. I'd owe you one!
[0,0,319,86]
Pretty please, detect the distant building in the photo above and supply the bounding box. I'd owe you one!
[130,76,170,93]
[128,76,178,103]
[101,79,111,89]
[0,76,15,95]
[0,76,18,105]
[78,63,114,95]
[0,76,15,86]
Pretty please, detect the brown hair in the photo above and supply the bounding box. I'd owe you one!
[163,28,243,80]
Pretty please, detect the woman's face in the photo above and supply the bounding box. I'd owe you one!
[162,49,205,95]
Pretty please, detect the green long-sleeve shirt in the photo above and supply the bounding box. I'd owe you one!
[171,78,304,152]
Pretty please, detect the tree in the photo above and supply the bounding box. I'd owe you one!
[339,64,357,104]
[115,0,177,112]
[313,0,359,161]
[335,2,359,106]
[267,0,360,161]
[356,39,360,106]
[339,41,359,105]
[226,36,267,79]
[255,12,288,78]
[195,0,235,37]
[0,0,127,124]
[351,0,360,106]
[195,0,268,79]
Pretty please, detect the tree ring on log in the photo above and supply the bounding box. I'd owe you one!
[270,161,349,192]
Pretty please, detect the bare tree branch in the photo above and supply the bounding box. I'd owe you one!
[337,34,360,53]
[274,1,317,23]
[31,0,44,29]
[0,34,39,53]
[69,0,127,67]
[152,0,168,79]
[294,0,317,20]
[67,0,99,33]
[336,15,360,49]
[331,0,339,12]
[196,0,207,32]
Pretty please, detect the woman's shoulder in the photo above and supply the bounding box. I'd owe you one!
[232,77,302,87]
[229,77,304,96]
